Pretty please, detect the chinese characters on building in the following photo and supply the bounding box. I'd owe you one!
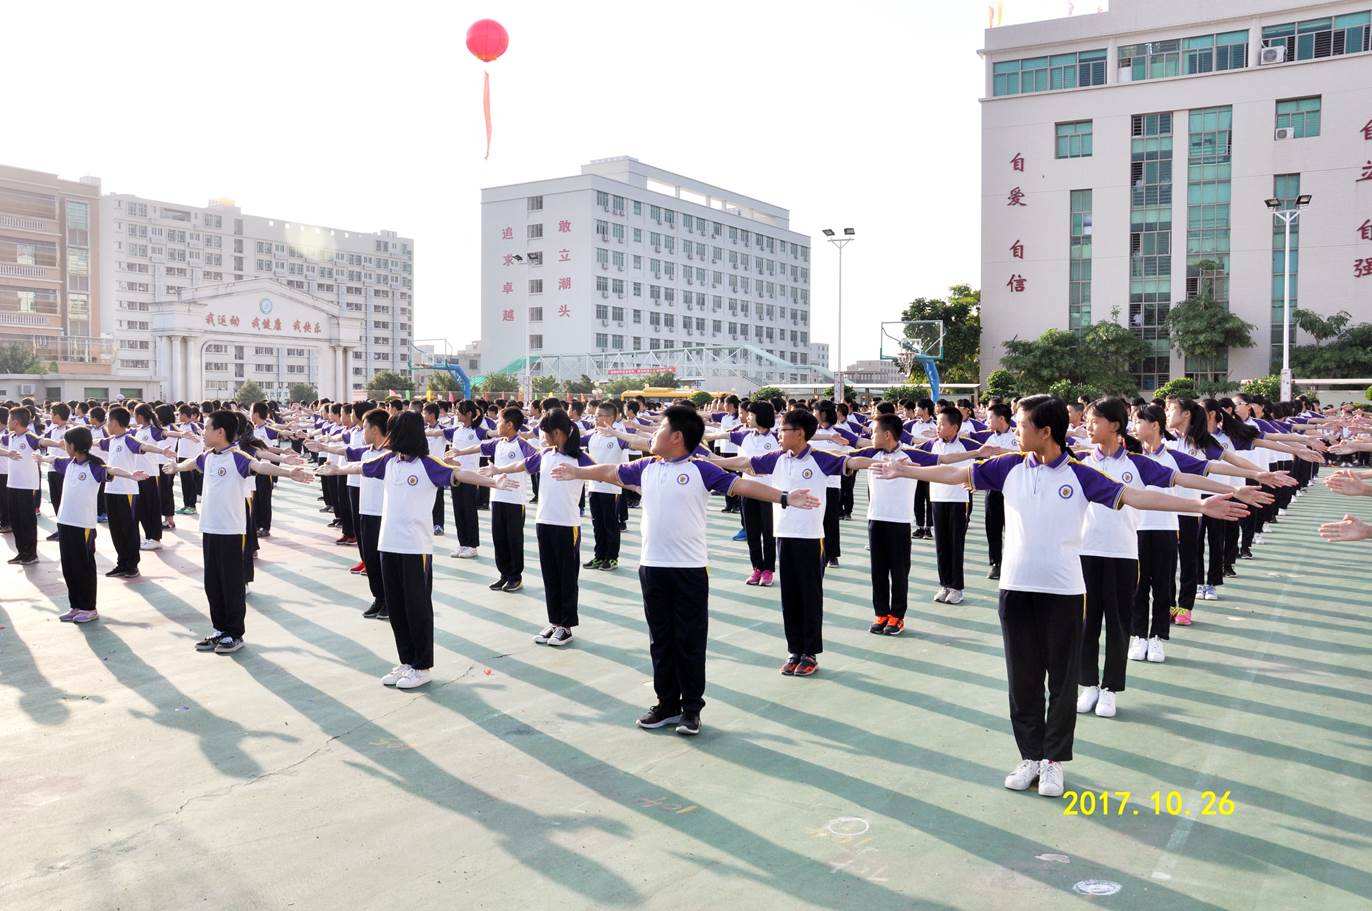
[202,313,321,334]
[1006,153,1028,292]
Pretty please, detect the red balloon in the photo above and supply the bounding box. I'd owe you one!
[466,19,509,63]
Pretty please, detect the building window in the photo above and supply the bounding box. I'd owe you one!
[1129,111,1175,391]
[1055,120,1093,158]
[528,306,543,322]
[528,279,543,294]
[1069,190,1093,331]
[992,48,1105,96]
[1270,174,1301,370]
[1119,39,1181,80]
[1182,30,1249,73]
[1184,105,1234,384]
[527,223,543,239]
[1262,12,1371,61]
[527,195,543,212]
[529,334,543,350]
[1275,96,1321,137]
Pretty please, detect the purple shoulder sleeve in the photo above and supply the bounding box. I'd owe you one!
[1170,449,1208,476]
[694,458,737,495]
[750,450,783,475]
[1128,453,1176,488]
[617,458,649,488]
[361,452,393,479]
[811,449,847,476]
[971,453,1022,491]
[1070,462,1126,508]
[233,452,253,477]
[422,456,454,488]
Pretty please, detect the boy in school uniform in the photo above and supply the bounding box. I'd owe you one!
[163,410,315,654]
[550,404,820,735]
[967,403,1019,580]
[708,401,780,585]
[916,406,991,604]
[584,401,632,570]
[710,408,847,676]
[447,406,537,592]
[0,407,43,564]
[426,400,488,559]
[41,403,73,540]
[34,426,147,622]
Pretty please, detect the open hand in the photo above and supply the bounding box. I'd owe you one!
[131,470,149,482]
[785,487,822,510]
[1258,470,1297,488]
[1292,447,1325,464]
[289,467,315,483]
[549,463,575,481]
[492,475,518,491]
[1233,486,1275,507]
[1319,514,1372,542]
[161,463,177,475]
[1200,494,1248,522]
[1325,474,1372,497]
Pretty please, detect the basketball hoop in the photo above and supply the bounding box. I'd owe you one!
[893,349,918,378]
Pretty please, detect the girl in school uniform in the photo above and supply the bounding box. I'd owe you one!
[427,400,486,559]
[584,401,632,571]
[154,404,180,529]
[163,410,316,654]
[448,406,537,592]
[1074,398,1272,718]
[33,426,147,622]
[483,408,594,646]
[130,404,176,549]
[871,395,1248,798]
[1,407,43,564]
[320,410,509,688]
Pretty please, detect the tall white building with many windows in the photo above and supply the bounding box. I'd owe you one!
[481,158,825,391]
[101,194,413,400]
[980,0,1372,391]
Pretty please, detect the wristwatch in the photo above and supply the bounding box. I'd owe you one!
[779,491,790,509]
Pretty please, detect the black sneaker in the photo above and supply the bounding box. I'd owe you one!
[912,527,927,539]
[362,601,383,619]
[502,578,523,593]
[1239,547,1253,559]
[826,558,839,569]
[636,704,683,729]
[6,555,23,565]
[195,634,221,652]
[547,626,573,646]
[676,712,701,736]
[869,616,890,635]
[214,636,245,654]
[18,555,38,565]
[601,558,618,571]
[489,577,508,591]
[988,563,1001,580]
[375,607,389,621]
[46,531,61,541]
[583,557,605,570]
[617,522,627,531]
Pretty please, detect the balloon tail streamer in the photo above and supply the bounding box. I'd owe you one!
[482,70,492,160]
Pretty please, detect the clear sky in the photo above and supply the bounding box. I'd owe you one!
[11,0,1087,366]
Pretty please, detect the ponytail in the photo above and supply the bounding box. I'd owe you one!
[1087,397,1141,453]
[539,408,582,459]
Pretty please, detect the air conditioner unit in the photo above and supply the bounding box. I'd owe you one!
[1259,45,1286,65]
[1274,127,1295,140]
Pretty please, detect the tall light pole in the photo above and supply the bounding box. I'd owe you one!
[821,227,854,402]
[1264,193,1311,401]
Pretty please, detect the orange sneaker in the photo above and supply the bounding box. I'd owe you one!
[883,617,906,636]
[868,615,890,634]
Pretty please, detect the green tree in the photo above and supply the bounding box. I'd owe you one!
[643,370,678,387]
[983,369,1018,399]
[752,385,783,400]
[1292,308,1353,346]
[531,375,560,398]
[879,384,932,404]
[566,374,597,395]
[366,370,413,398]
[1239,375,1282,400]
[1000,310,1143,397]
[1153,377,1198,400]
[1166,284,1256,379]
[287,382,318,404]
[689,390,713,408]
[1291,322,1372,378]
[900,283,980,384]
[599,377,643,398]
[0,342,40,374]
[233,380,265,405]
[479,371,519,395]
[426,371,460,396]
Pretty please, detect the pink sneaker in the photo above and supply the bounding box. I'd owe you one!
[1174,609,1192,626]
[58,609,81,622]
[745,569,763,585]
[760,571,775,587]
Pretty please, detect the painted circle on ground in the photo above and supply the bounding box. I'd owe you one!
[1036,853,1071,863]
[1073,880,1122,896]
[825,817,869,837]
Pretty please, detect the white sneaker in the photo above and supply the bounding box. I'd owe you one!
[1128,636,1148,661]
[1254,533,1265,545]
[1004,759,1040,791]
[933,587,949,603]
[396,667,431,689]
[1203,585,1219,601]
[381,664,411,686]
[1279,509,1287,517]
[1037,760,1065,797]
[451,546,478,559]
[1147,637,1166,662]
[547,626,574,647]
[944,589,964,605]
[1077,685,1100,714]
[1095,688,1117,717]
[1195,584,1204,597]
[534,625,556,644]
[139,539,162,551]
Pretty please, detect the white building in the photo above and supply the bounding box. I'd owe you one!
[480,157,822,392]
[980,0,1372,391]
[101,194,413,400]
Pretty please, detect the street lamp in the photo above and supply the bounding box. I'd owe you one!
[821,227,855,403]
[1264,194,1311,401]
[511,254,531,403]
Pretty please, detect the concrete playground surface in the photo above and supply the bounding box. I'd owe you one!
[2,479,1369,910]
